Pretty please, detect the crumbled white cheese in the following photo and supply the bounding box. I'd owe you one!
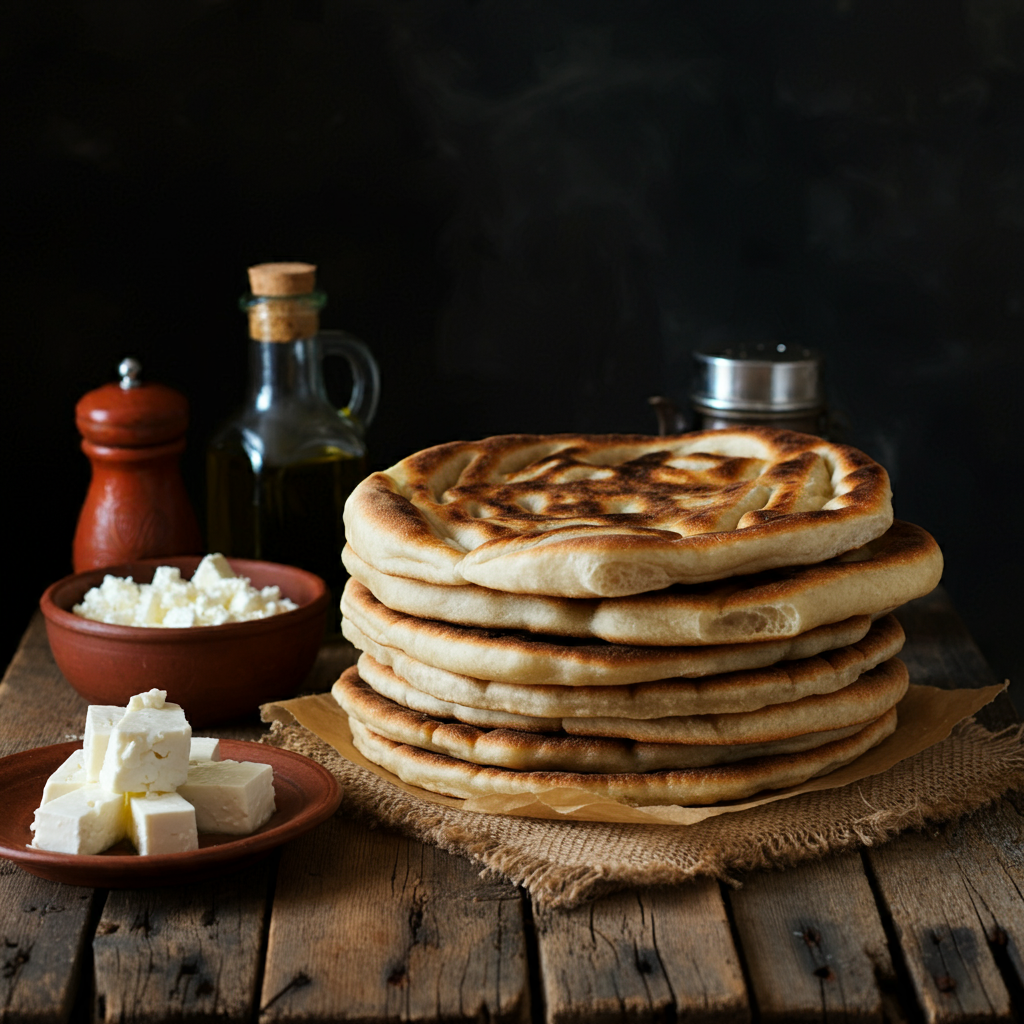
[127,689,167,711]
[72,553,298,627]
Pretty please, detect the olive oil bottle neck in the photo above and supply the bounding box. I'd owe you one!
[246,337,324,412]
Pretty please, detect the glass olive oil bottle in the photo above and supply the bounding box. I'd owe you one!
[207,263,380,631]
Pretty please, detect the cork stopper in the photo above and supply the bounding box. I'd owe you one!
[245,262,324,342]
[247,262,317,297]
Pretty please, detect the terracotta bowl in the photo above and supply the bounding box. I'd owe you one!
[40,557,330,727]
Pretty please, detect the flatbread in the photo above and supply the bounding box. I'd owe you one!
[338,657,905,762]
[348,708,898,806]
[350,634,905,733]
[342,578,892,686]
[346,614,903,715]
[334,667,868,771]
[343,521,939,645]
[343,428,893,597]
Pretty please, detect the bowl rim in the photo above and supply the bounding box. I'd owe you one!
[40,555,331,643]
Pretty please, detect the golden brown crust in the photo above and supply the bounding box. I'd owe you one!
[334,668,866,771]
[344,428,894,597]
[337,656,906,759]
[343,521,941,645]
[349,615,906,718]
[348,708,898,806]
[341,576,904,687]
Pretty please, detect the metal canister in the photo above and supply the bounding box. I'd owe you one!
[690,342,826,435]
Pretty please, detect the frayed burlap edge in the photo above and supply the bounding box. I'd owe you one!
[263,719,1024,908]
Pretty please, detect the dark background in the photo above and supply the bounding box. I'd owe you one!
[3,0,1021,697]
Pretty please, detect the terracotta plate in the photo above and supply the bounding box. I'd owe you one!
[0,739,342,888]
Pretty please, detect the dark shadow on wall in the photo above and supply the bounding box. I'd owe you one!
[2,0,1021,697]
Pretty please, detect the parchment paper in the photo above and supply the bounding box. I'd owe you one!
[262,683,1005,825]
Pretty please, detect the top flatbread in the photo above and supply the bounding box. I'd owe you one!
[343,520,940,645]
[344,428,893,597]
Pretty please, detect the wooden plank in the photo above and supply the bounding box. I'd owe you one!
[92,859,274,1023]
[867,830,1013,1023]
[864,790,1024,1024]
[534,880,749,1024]
[728,852,894,1022]
[859,588,1021,1021]
[0,616,99,1024]
[708,591,983,1024]
[0,860,98,1024]
[960,793,1024,999]
[856,589,1024,1019]
[0,615,89,756]
[259,815,528,1023]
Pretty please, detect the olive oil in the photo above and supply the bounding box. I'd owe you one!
[207,444,364,630]
[208,262,380,635]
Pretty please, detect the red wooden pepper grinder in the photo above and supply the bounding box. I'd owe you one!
[72,358,203,572]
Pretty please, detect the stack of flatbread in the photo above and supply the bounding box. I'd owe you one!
[334,428,943,806]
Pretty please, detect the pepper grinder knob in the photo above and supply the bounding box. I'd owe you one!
[118,357,143,389]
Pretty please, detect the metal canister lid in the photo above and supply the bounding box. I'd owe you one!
[691,342,823,414]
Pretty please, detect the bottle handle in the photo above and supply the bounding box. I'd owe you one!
[316,330,381,434]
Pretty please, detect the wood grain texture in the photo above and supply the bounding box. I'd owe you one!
[0,862,98,1024]
[862,588,1022,1022]
[728,852,893,1022]
[260,815,528,1023]
[0,615,89,757]
[92,860,274,1024]
[534,880,749,1024]
[956,794,1024,1001]
[0,616,99,1024]
[867,830,1013,1023]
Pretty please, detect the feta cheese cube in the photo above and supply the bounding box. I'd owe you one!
[188,736,222,763]
[41,749,87,803]
[127,792,199,855]
[83,705,126,782]
[30,786,126,854]
[99,698,191,794]
[177,759,276,834]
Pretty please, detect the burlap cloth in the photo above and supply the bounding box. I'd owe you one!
[262,713,1024,908]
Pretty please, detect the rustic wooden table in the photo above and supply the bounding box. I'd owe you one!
[0,590,1020,1024]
